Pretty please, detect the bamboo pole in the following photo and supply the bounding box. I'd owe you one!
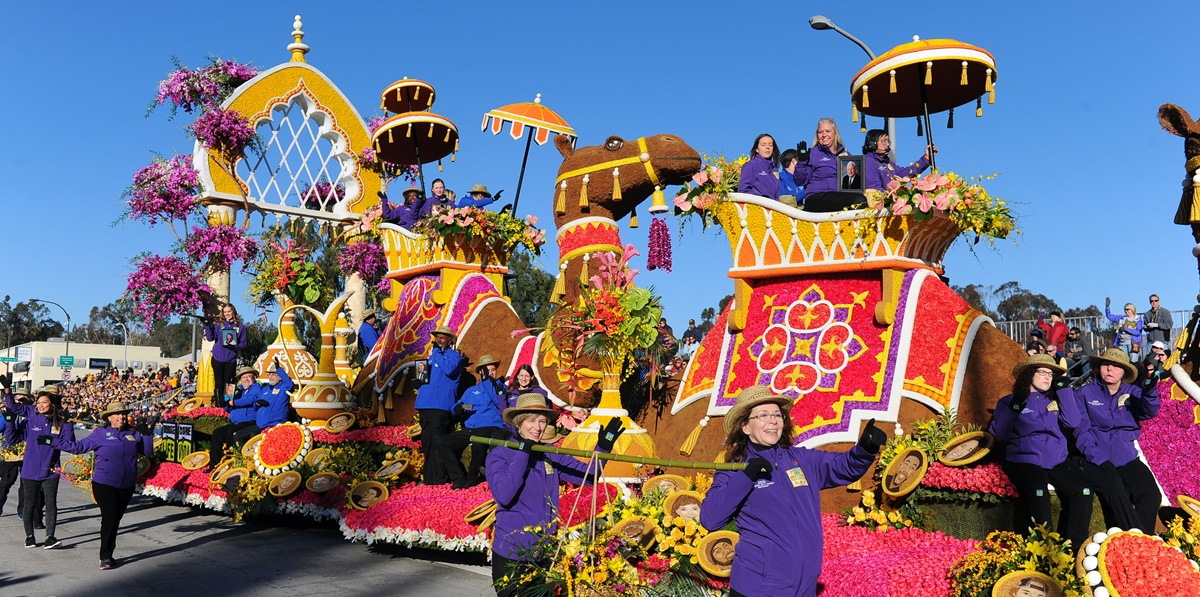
[469,436,746,471]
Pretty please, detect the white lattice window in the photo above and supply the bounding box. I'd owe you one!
[236,93,359,221]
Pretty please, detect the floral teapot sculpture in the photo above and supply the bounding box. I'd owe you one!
[278,291,358,423]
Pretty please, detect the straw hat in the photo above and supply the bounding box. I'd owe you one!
[99,400,132,419]
[539,425,562,444]
[37,385,60,397]
[1011,353,1066,379]
[503,392,558,426]
[723,385,793,435]
[1089,347,1138,384]
[432,325,456,341]
[12,387,31,398]
[468,184,492,198]
[362,309,377,320]
[401,185,421,198]
[474,354,500,370]
[235,366,259,379]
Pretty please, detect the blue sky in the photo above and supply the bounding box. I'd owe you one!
[3,1,1200,334]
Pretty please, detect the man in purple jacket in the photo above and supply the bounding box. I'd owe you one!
[1058,348,1160,532]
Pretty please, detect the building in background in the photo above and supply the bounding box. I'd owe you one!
[0,340,191,391]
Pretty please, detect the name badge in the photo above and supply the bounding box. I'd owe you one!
[1047,402,1059,412]
[125,435,138,441]
[786,467,808,487]
[1118,394,1130,408]
[544,462,554,475]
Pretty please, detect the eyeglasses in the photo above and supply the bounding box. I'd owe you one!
[1032,370,1055,378]
[749,413,784,422]
[1150,299,1159,303]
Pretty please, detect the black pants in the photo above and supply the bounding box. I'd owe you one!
[210,421,258,465]
[1083,458,1161,532]
[92,482,135,560]
[210,358,238,390]
[492,553,539,597]
[16,477,44,522]
[0,460,18,513]
[418,409,453,485]
[433,426,508,483]
[803,191,867,212]
[1002,459,1093,550]
[22,476,58,538]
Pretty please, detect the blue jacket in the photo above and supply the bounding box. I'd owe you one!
[863,151,930,191]
[414,346,462,412]
[4,392,74,481]
[457,378,505,430]
[1105,308,1144,347]
[226,383,262,424]
[53,426,152,489]
[204,321,248,364]
[793,144,847,195]
[779,168,805,203]
[737,155,779,199]
[1061,379,1159,467]
[486,437,602,560]
[255,368,295,429]
[358,321,381,355]
[700,442,874,597]
[457,195,497,209]
[987,391,1072,469]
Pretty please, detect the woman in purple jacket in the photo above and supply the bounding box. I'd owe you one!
[699,385,883,597]
[47,400,153,569]
[504,364,547,411]
[986,354,1093,550]
[793,118,866,213]
[737,134,780,199]
[485,393,624,597]
[203,304,248,394]
[4,383,73,549]
[861,129,935,191]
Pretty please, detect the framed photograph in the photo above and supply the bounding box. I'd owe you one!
[221,327,238,348]
[991,570,1064,597]
[411,359,431,388]
[837,155,865,192]
[349,480,389,510]
[882,447,928,498]
[938,431,995,467]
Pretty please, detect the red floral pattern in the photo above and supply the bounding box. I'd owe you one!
[311,426,420,449]
[258,424,306,469]
[1102,532,1200,596]
[340,482,491,540]
[1138,386,1200,508]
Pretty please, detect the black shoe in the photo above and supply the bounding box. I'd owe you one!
[100,559,115,570]
[25,536,37,548]
[43,536,60,549]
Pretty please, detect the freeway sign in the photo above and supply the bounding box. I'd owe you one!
[58,355,75,367]
[0,356,17,363]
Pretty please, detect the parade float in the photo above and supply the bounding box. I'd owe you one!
[116,15,1200,596]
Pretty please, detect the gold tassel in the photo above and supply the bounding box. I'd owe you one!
[450,153,455,162]
[388,128,393,143]
[989,83,996,105]
[852,103,858,123]
[925,62,933,86]
[556,181,567,215]
[629,206,638,228]
[679,416,709,456]
[580,174,590,208]
[444,129,451,142]
[976,98,983,118]
[454,138,459,152]
[889,70,896,93]
[579,254,590,286]
[412,87,420,101]
[427,125,434,138]
[960,61,968,85]
[376,398,386,424]
[438,160,443,172]
[612,168,622,200]
[406,124,412,138]
[550,263,568,304]
[1177,318,1193,351]
[1194,404,1200,425]
[862,85,869,108]
[985,68,993,92]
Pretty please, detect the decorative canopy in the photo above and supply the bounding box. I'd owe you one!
[381,78,436,113]
[482,94,576,145]
[850,37,997,118]
[371,112,458,165]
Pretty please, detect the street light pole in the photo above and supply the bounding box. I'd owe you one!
[115,322,129,368]
[808,15,898,161]
[31,298,71,357]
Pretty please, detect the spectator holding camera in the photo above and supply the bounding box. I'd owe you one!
[1142,294,1173,347]
[1036,309,1069,356]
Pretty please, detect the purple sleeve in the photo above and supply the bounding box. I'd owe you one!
[486,447,532,507]
[4,391,28,417]
[737,161,755,194]
[141,433,154,457]
[793,157,814,187]
[52,428,98,455]
[987,395,1017,442]
[699,470,753,531]
[1128,383,1160,421]
[811,444,875,490]
[1064,388,1104,464]
[236,325,248,351]
[204,323,216,342]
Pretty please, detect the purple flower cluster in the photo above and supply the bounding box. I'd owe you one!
[152,57,258,116]
[646,216,672,273]
[126,254,211,326]
[338,240,387,285]
[299,181,346,210]
[183,224,259,273]
[125,155,201,227]
[367,116,386,133]
[187,108,256,159]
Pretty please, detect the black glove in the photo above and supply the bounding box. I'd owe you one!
[1051,374,1071,392]
[595,417,626,452]
[1141,374,1158,392]
[1070,374,1091,390]
[856,419,887,454]
[1009,394,1028,413]
[742,457,771,481]
[254,399,270,408]
[516,439,535,453]
[498,204,513,215]
[1105,297,1111,310]
[377,190,390,208]
[3,411,14,422]
[796,141,809,163]
[492,189,504,202]
[0,373,10,390]
[273,357,280,369]
[37,435,53,446]
[453,403,473,417]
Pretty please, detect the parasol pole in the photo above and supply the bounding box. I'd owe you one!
[469,435,748,471]
[510,126,534,215]
[920,63,937,172]
[406,97,427,193]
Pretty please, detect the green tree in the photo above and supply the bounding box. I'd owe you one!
[146,319,197,358]
[0,296,66,346]
[507,249,556,329]
[951,283,1000,320]
[241,321,278,367]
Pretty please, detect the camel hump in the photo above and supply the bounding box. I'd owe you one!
[555,133,575,159]
[1159,103,1199,137]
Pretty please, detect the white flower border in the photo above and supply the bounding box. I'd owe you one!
[338,519,490,552]
[254,423,313,476]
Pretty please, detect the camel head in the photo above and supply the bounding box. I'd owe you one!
[552,133,701,227]
[1159,103,1200,159]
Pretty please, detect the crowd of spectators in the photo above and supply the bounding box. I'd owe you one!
[57,363,196,427]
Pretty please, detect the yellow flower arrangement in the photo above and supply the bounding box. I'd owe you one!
[1162,514,1200,565]
[949,527,1081,597]
[844,489,916,531]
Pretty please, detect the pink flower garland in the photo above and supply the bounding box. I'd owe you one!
[183,224,259,272]
[819,513,976,596]
[340,482,491,539]
[311,426,420,449]
[647,216,672,273]
[1139,391,1200,507]
[920,462,1020,498]
[152,57,257,116]
[188,107,256,158]
[126,254,211,326]
[125,154,201,227]
[142,462,224,501]
[163,406,229,420]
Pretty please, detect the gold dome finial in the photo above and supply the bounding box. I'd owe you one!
[288,15,309,63]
